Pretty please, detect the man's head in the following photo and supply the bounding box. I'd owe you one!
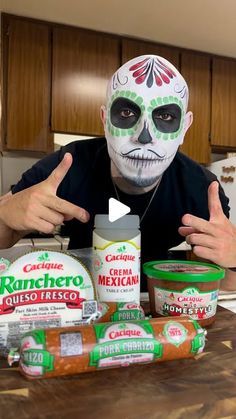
[101,55,193,188]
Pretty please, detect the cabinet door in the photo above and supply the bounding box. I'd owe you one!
[180,52,211,164]
[122,38,179,68]
[3,16,52,152]
[51,27,120,135]
[211,58,236,148]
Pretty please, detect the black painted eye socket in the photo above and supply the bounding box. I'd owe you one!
[152,104,181,133]
[110,98,141,129]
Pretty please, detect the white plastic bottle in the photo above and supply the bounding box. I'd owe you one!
[92,215,141,303]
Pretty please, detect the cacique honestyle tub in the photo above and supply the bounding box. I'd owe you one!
[143,260,225,327]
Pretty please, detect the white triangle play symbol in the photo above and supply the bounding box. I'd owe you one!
[109,198,130,222]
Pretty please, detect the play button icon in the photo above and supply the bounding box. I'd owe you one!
[109,198,130,222]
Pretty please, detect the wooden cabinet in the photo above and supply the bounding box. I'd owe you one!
[180,52,211,164]
[2,15,53,152]
[2,14,236,154]
[122,38,179,68]
[51,27,120,136]
[211,57,236,148]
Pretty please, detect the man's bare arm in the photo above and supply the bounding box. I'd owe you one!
[0,153,90,249]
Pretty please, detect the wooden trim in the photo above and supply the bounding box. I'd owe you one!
[211,145,236,154]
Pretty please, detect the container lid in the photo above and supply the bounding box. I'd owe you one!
[94,214,140,229]
[143,260,225,282]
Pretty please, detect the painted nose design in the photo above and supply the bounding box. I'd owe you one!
[138,121,153,144]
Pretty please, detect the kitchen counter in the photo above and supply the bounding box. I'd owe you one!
[1,306,236,419]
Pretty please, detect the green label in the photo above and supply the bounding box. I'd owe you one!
[111,309,143,321]
[22,348,54,372]
[89,337,163,367]
[23,329,46,345]
[90,320,163,368]
[191,332,206,354]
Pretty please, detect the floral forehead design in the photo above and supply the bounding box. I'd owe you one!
[129,57,176,87]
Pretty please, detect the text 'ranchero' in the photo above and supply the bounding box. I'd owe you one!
[0,274,84,294]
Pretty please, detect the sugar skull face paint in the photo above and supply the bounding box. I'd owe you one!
[101,55,193,188]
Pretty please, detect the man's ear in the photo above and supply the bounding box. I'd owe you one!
[184,111,193,134]
[100,105,106,126]
[180,111,193,144]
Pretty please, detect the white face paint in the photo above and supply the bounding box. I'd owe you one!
[101,55,192,188]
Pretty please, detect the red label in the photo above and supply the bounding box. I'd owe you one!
[0,289,85,314]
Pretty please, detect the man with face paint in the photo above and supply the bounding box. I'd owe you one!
[0,55,236,291]
[101,55,192,192]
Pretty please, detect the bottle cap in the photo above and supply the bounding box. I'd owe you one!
[94,214,140,229]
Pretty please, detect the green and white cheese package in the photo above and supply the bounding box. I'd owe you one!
[0,249,95,356]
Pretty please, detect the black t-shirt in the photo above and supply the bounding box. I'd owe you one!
[12,138,230,291]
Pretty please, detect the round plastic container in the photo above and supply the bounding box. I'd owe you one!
[143,260,225,327]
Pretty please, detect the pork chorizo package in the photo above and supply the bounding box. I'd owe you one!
[8,317,206,379]
[0,249,96,356]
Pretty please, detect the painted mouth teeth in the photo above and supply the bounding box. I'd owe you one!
[110,145,174,169]
[121,155,161,168]
[125,156,159,161]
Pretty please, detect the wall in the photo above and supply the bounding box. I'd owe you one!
[0,134,93,194]
[54,133,92,150]
[0,152,40,194]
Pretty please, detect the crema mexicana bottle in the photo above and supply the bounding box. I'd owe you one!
[92,215,141,303]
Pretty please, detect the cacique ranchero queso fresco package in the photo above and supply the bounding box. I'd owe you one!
[0,249,96,356]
